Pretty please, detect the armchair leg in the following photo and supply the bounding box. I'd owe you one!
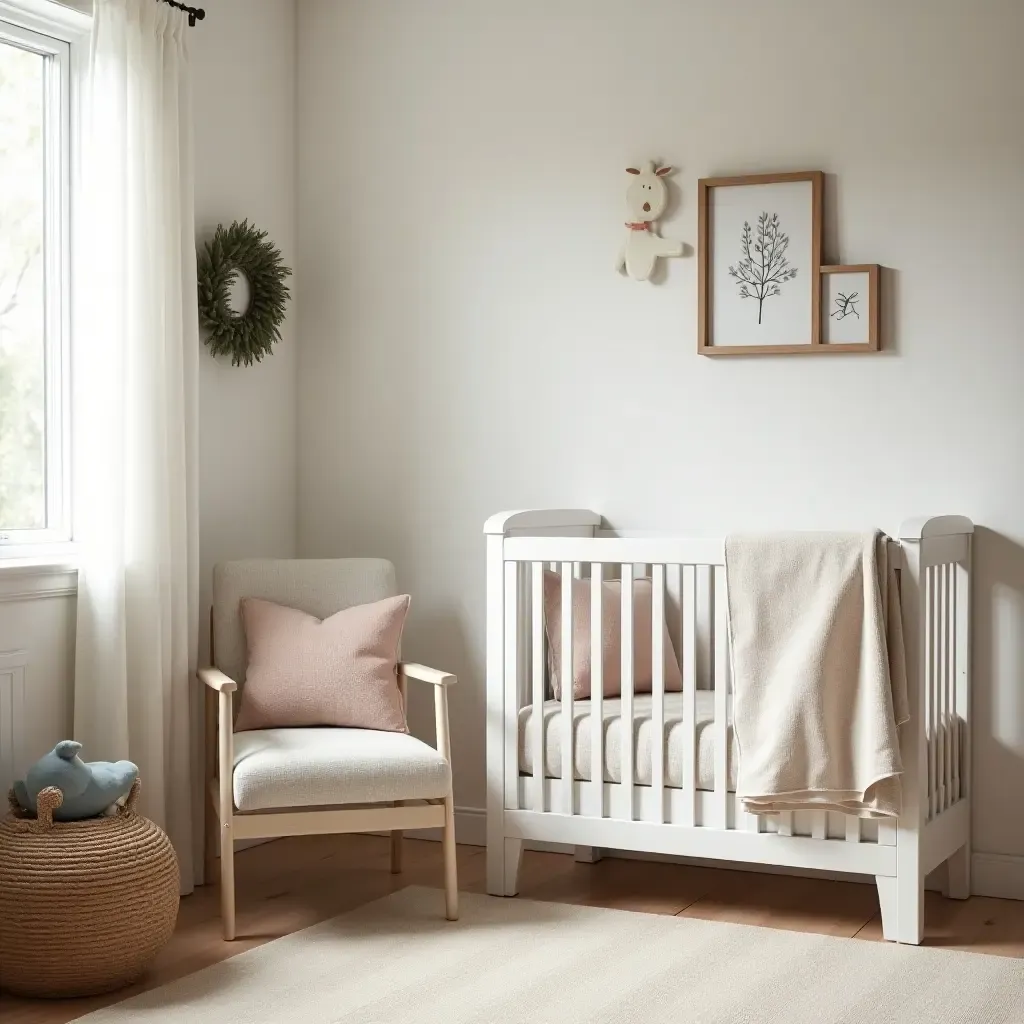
[220,820,236,941]
[391,826,403,874]
[216,687,237,940]
[442,793,458,921]
[204,796,218,886]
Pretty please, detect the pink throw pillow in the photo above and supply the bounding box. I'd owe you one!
[544,571,683,700]
[234,595,410,733]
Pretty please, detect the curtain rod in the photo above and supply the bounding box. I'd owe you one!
[159,0,205,27]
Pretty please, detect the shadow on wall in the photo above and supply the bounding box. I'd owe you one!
[821,172,900,357]
[971,527,1024,844]
[402,605,476,801]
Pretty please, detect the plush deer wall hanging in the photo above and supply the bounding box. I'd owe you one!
[616,162,685,282]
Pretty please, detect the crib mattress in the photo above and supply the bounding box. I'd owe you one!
[518,692,738,793]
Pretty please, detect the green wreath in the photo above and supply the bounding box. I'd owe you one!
[197,220,292,367]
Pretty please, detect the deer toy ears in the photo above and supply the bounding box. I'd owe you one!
[625,165,674,176]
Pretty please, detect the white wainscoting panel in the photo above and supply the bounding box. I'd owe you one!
[0,650,28,797]
[0,586,75,784]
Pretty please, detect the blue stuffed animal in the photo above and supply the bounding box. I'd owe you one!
[13,741,138,822]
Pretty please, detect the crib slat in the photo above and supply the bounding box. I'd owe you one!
[651,564,666,824]
[737,792,758,831]
[591,562,604,817]
[777,812,793,837]
[845,816,861,843]
[935,564,942,815]
[713,565,729,830]
[933,565,941,816]
[926,566,936,820]
[934,564,941,816]
[530,562,545,813]
[811,812,827,840]
[503,562,520,812]
[696,565,712,691]
[931,565,940,817]
[621,563,635,821]
[955,557,969,802]
[941,563,949,812]
[952,562,962,802]
[937,565,946,811]
[560,562,574,815]
[681,565,697,827]
[946,563,955,808]
[948,563,955,807]
[939,563,947,808]
[934,564,944,814]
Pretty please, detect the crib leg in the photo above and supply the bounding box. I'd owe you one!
[876,871,924,944]
[875,876,899,942]
[487,837,523,896]
[574,846,602,864]
[899,869,924,945]
[944,842,971,900]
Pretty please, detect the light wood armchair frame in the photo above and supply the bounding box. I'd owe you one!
[201,646,458,940]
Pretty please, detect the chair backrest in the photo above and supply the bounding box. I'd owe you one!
[211,558,397,688]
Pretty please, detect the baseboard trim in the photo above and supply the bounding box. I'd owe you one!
[403,806,486,846]
[419,807,1024,902]
[971,853,1024,900]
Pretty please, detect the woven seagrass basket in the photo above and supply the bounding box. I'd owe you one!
[0,779,179,998]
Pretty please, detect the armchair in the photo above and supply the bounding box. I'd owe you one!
[200,558,457,940]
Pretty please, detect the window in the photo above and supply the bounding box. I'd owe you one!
[0,11,71,553]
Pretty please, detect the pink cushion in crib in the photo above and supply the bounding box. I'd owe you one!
[234,595,410,733]
[543,571,683,700]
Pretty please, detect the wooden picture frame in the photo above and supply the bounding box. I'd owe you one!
[698,170,824,356]
[820,264,880,352]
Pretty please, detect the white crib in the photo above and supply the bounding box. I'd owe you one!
[484,509,973,944]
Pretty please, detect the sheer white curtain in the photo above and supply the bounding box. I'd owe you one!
[74,0,199,893]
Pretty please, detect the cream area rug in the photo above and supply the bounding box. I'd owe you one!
[76,886,1024,1023]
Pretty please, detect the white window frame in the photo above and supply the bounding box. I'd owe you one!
[0,0,88,559]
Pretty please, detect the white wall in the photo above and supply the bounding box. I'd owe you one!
[296,0,1024,888]
[192,0,298,653]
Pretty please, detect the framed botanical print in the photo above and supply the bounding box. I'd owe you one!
[698,171,823,355]
[821,264,880,351]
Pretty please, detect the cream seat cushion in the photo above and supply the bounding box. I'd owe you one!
[232,728,451,812]
[519,692,738,792]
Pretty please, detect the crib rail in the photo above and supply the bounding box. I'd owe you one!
[507,543,722,818]
[486,511,972,888]
[917,533,971,823]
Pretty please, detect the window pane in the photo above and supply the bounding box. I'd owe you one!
[0,40,45,532]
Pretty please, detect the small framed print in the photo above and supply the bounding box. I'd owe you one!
[821,264,879,351]
[698,170,823,355]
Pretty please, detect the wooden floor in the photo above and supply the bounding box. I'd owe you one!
[4,834,1024,1022]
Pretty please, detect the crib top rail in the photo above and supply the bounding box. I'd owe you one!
[505,534,726,567]
[484,509,602,536]
[485,509,974,554]
[899,516,974,540]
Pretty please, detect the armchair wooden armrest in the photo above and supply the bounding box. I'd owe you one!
[198,666,238,693]
[400,663,457,688]
[398,663,456,768]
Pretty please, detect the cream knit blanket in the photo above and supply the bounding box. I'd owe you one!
[724,532,908,818]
